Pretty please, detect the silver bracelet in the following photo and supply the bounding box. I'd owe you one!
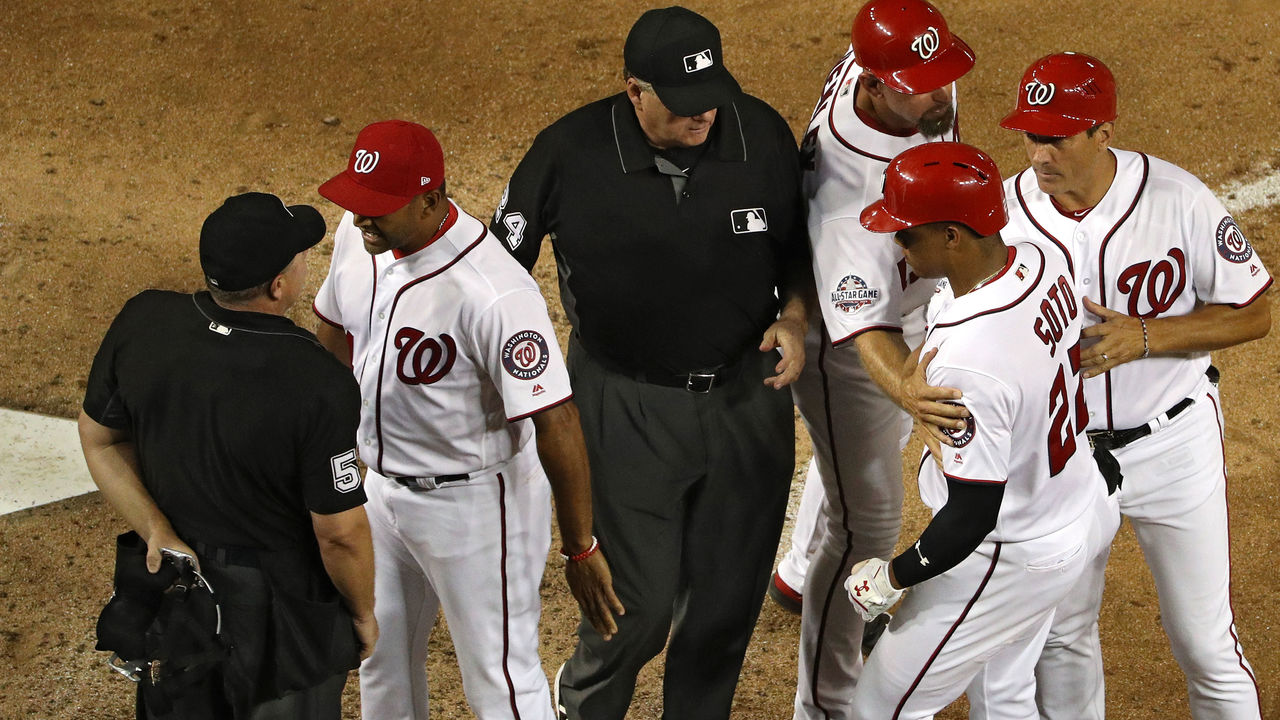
[1139,317,1150,359]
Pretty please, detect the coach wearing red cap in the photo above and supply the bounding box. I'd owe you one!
[493,7,812,719]
[1000,53,1270,720]
[313,120,615,720]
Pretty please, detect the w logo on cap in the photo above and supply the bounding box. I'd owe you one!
[353,149,380,174]
[911,27,940,60]
[1024,81,1056,106]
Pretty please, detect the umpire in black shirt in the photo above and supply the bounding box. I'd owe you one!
[80,193,377,719]
[493,7,812,719]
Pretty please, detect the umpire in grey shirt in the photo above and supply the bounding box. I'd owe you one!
[492,7,812,719]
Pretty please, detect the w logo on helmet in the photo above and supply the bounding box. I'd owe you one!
[911,26,940,60]
[1024,81,1056,106]
[353,149,380,174]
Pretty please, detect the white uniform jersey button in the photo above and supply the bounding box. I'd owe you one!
[378,312,385,319]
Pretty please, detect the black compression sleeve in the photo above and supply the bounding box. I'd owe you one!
[889,477,1004,588]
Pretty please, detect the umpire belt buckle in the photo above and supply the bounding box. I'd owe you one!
[686,372,716,394]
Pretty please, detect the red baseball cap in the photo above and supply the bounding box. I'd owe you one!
[999,53,1117,137]
[851,0,975,94]
[319,120,445,217]
[861,142,1007,237]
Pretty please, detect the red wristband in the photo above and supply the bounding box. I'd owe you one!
[560,536,599,563]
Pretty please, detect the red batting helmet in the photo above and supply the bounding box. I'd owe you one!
[861,142,1007,237]
[1000,52,1117,137]
[851,0,975,94]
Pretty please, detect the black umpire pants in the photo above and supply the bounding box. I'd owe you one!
[558,336,794,720]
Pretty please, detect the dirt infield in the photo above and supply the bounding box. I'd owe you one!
[1,0,1276,717]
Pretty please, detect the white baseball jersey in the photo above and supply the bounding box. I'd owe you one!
[848,240,1114,719]
[921,241,1098,541]
[315,199,564,720]
[801,49,959,346]
[1004,149,1272,430]
[788,49,961,720]
[313,200,574,477]
[1006,149,1267,719]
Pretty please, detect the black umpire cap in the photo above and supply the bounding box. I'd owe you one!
[624,6,741,116]
[200,192,326,292]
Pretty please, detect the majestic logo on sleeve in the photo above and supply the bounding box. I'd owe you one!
[684,49,713,72]
[394,328,456,385]
[831,275,881,313]
[1215,217,1253,263]
[353,148,380,174]
[503,330,551,380]
[1116,248,1186,318]
[731,208,768,233]
[1024,81,1056,106]
[911,27,940,60]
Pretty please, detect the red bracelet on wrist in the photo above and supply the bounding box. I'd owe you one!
[560,536,599,563]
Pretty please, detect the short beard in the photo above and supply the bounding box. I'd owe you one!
[918,106,955,138]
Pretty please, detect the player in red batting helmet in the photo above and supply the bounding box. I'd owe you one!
[862,141,1007,237]
[1000,52,1118,208]
[852,0,975,94]
[862,142,1007,286]
[847,0,975,137]
[1000,52,1117,137]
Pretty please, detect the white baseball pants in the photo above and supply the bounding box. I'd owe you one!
[359,444,554,720]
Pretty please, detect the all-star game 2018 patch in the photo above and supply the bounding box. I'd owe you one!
[831,274,881,314]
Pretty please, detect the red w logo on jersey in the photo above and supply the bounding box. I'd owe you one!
[1116,248,1186,318]
[394,328,456,385]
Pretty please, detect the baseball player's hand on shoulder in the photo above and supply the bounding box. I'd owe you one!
[566,551,626,641]
[1080,298,1146,377]
[901,348,968,466]
[845,558,904,623]
[760,316,807,389]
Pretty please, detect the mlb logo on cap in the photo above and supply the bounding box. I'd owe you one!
[623,7,741,116]
[684,49,713,73]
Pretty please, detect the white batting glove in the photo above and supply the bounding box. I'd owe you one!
[845,558,903,622]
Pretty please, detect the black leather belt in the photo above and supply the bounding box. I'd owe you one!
[393,474,470,491]
[1087,396,1194,453]
[633,365,738,393]
[1086,365,1216,495]
[596,355,740,393]
[193,540,260,568]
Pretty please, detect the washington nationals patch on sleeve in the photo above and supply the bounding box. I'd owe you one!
[1215,217,1253,263]
[502,330,550,380]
